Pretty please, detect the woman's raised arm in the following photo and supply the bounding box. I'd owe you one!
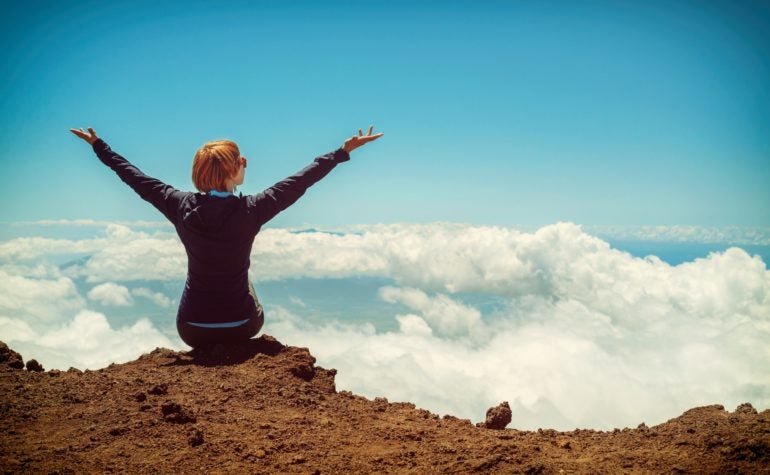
[69,127,189,224]
[247,125,384,227]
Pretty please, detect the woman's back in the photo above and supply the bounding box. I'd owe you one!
[82,136,353,325]
[174,192,260,325]
[69,125,383,348]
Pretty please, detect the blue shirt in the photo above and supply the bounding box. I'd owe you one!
[209,190,234,198]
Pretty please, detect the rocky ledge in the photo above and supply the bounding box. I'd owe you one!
[1,338,768,474]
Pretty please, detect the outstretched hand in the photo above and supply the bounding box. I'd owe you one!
[69,127,99,145]
[343,125,384,154]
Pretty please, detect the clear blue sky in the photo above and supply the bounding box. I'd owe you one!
[1,0,768,227]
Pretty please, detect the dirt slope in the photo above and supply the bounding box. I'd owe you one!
[1,337,768,474]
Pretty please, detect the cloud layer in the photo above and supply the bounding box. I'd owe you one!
[88,282,133,306]
[1,221,768,430]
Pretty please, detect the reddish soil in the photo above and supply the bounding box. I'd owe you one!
[1,337,769,474]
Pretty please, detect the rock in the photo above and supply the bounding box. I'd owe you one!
[25,359,45,372]
[148,383,168,395]
[735,403,758,415]
[161,400,196,424]
[253,334,285,356]
[4,333,768,473]
[483,401,512,430]
[288,348,316,381]
[374,397,389,412]
[188,427,204,447]
[108,426,128,436]
[0,341,25,369]
[161,400,182,416]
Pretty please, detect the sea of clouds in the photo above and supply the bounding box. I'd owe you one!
[1,220,768,430]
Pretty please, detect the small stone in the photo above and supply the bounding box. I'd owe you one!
[288,349,316,381]
[161,400,182,416]
[735,403,757,415]
[161,400,196,424]
[188,428,204,447]
[134,391,147,402]
[148,383,168,395]
[25,359,45,372]
[0,341,25,369]
[483,401,512,430]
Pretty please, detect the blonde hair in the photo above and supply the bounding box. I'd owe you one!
[192,139,241,192]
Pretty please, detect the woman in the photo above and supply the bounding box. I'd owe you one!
[69,125,384,351]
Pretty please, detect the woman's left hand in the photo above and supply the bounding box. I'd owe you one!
[343,125,384,154]
[69,127,99,145]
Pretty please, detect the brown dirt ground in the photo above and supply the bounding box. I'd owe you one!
[1,337,768,474]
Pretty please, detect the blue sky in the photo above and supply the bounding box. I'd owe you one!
[1,0,768,227]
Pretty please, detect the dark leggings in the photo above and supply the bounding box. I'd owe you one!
[177,282,265,349]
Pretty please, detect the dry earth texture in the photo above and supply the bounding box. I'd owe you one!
[1,338,769,474]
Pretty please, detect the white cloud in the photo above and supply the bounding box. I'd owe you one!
[584,224,770,245]
[395,314,433,337]
[0,269,86,324]
[379,286,481,337]
[249,228,388,281]
[67,225,186,283]
[0,224,186,282]
[5,219,172,228]
[0,235,103,261]
[255,222,769,430]
[1,220,768,430]
[6,310,177,370]
[0,316,37,342]
[131,287,172,307]
[0,261,180,371]
[87,282,133,306]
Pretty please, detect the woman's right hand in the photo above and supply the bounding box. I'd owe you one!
[69,127,99,145]
[343,125,384,154]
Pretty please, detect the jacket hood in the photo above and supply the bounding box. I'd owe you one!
[182,194,242,232]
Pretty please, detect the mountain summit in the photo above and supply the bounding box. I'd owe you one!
[1,337,768,473]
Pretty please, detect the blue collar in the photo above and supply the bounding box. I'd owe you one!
[208,190,234,198]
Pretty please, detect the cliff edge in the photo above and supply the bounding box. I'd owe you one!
[1,337,768,474]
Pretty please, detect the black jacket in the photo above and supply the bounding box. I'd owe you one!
[91,138,350,324]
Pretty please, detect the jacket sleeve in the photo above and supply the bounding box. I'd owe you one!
[246,147,350,227]
[92,138,188,224]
